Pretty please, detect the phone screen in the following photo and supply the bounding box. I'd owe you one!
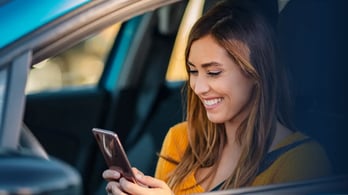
[92,128,137,183]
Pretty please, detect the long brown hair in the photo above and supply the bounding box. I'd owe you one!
[166,0,293,191]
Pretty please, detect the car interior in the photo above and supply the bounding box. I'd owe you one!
[15,0,348,194]
[277,0,348,176]
[23,2,187,194]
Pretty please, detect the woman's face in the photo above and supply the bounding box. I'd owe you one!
[188,35,254,125]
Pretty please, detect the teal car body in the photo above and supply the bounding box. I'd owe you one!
[0,0,90,49]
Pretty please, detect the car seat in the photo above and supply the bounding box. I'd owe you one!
[277,0,348,175]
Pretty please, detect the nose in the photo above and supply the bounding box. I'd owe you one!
[191,75,210,95]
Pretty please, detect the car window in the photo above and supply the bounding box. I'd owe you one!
[165,0,205,82]
[26,0,201,91]
[25,23,121,94]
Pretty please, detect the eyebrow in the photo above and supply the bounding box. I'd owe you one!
[187,61,222,68]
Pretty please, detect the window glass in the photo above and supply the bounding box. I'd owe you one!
[25,23,121,94]
[165,0,205,82]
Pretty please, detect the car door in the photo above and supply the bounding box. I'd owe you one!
[0,0,183,194]
[22,1,186,194]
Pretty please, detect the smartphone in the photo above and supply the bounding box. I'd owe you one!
[92,128,137,183]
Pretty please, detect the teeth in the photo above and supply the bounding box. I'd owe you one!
[203,98,222,106]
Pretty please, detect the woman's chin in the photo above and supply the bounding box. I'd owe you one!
[207,114,226,124]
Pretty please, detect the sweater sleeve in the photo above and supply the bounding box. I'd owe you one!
[154,122,189,182]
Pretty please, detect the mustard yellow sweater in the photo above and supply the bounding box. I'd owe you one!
[155,122,332,195]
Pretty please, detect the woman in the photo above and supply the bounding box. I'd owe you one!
[103,0,332,194]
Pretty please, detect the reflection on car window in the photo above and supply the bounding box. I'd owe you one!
[0,67,7,120]
[25,23,121,94]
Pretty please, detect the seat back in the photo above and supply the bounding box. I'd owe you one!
[277,0,348,174]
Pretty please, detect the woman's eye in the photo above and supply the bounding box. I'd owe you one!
[208,71,221,76]
[189,70,198,75]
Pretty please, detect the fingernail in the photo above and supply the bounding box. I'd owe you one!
[113,171,120,177]
[120,177,128,185]
[135,173,143,179]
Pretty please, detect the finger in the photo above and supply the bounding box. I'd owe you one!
[106,181,127,195]
[103,169,121,181]
[136,175,169,189]
[119,177,148,194]
[132,167,144,176]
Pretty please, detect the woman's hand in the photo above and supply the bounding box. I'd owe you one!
[103,168,174,195]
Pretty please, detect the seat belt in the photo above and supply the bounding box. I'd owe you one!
[257,137,312,174]
[210,137,313,191]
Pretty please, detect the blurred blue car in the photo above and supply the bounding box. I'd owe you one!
[1,0,347,194]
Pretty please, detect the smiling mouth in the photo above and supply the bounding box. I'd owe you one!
[203,98,222,107]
